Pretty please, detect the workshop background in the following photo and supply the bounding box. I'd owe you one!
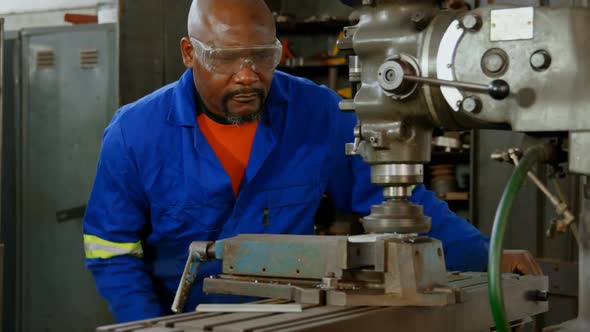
[0,0,581,331]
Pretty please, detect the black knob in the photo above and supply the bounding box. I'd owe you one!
[488,79,510,100]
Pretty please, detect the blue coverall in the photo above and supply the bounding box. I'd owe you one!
[83,69,489,323]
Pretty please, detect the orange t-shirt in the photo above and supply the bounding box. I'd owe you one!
[197,114,258,196]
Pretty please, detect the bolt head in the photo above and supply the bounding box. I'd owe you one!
[461,96,482,113]
[385,69,396,82]
[461,14,481,31]
[483,53,505,73]
[378,61,405,92]
[411,11,430,30]
[412,11,425,23]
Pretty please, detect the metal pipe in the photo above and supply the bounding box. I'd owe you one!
[404,74,510,100]
[528,172,561,205]
[509,151,575,235]
[509,153,561,206]
[405,75,489,92]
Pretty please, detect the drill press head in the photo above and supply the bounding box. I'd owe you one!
[340,0,590,234]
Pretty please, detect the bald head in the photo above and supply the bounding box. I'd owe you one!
[181,0,277,124]
[187,0,276,46]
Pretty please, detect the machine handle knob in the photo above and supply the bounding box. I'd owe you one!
[171,241,215,313]
[488,79,510,100]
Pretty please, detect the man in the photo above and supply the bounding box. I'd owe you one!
[83,0,488,323]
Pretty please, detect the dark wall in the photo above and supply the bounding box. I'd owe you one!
[265,0,351,17]
[119,0,192,106]
[118,0,353,106]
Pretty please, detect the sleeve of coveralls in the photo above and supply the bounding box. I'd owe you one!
[325,90,489,272]
[409,185,489,271]
[83,122,163,322]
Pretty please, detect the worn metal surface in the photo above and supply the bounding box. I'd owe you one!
[196,304,303,313]
[569,132,590,175]
[203,234,452,307]
[448,7,590,135]
[338,2,590,329]
[380,238,449,303]
[220,234,352,279]
[545,178,590,331]
[342,3,590,235]
[362,198,431,234]
[205,276,323,304]
[540,259,578,297]
[442,4,589,129]
[14,24,117,331]
[98,274,548,332]
[537,259,578,327]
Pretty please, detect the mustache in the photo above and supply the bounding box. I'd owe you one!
[223,88,265,101]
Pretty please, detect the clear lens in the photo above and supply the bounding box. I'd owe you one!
[191,38,282,75]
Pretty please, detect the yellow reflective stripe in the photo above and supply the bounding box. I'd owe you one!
[83,234,143,259]
[410,185,416,191]
[84,249,142,259]
[84,234,141,251]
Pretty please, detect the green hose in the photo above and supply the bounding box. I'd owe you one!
[488,146,544,332]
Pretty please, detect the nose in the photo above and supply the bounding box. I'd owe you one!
[232,59,260,85]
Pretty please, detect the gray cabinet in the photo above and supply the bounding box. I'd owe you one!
[2,24,117,332]
[1,25,19,332]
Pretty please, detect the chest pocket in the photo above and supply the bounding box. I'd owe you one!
[265,183,321,207]
[254,183,324,233]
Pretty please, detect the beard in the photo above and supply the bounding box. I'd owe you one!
[221,88,266,125]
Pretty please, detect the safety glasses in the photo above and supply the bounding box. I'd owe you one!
[190,37,283,75]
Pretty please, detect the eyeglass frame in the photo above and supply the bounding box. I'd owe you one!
[189,37,283,74]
